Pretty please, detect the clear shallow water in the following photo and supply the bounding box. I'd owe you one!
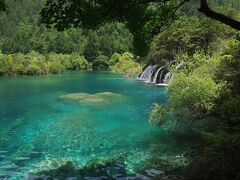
[0,71,190,179]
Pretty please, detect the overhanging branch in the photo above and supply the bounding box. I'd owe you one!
[151,0,190,35]
[198,0,240,30]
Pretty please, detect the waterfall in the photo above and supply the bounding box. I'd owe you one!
[152,67,162,83]
[163,72,171,84]
[145,65,158,83]
[159,69,164,83]
[139,65,158,82]
[139,65,153,81]
[138,64,171,85]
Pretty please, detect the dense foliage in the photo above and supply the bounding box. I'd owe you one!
[148,3,240,178]
[0,0,133,70]
[110,52,142,75]
[148,16,237,65]
[0,0,137,75]
[40,0,240,56]
[0,51,89,75]
[92,55,110,71]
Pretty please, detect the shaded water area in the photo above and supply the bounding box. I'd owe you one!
[0,72,199,179]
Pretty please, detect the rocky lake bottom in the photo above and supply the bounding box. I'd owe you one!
[0,72,199,179]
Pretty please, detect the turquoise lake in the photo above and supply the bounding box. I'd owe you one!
[0,71,193,179]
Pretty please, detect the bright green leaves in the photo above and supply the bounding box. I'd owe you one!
[0,52,89,76]
[144,2,178,37]
[149,103,168,127]
[168,73,222,122]
[110,52,142,74]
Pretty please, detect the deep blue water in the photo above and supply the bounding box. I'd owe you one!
[0,71,188,179]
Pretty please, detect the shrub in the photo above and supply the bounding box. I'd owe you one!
[0,52,90,76]
[168,73,222,123]
[14,63,25,75]
[0,53,9,75]
[109,53,121,66]
[48,61,66,74]
[215,39,240,95]
[26,63,43,75]
[149,103,168,127]
[92,61,109,70]
[92,55,109,70]
[69,55,88,70]
[110,52,142,74]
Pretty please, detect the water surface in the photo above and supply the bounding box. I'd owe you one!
[0,71,189,179]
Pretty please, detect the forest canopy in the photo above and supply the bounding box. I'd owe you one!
[0,0,141,74]
[39,0,240,55]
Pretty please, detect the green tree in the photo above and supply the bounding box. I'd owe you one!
[0,0,133,58]
[40,0,240,56]
[92,55,110,70]
[110,52,142,74]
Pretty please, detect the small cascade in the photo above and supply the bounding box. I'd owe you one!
[138,64,171,85]
[145,65,158,83]
[139,65,159,82]
[152,67,162,83]
[158,69,164,83]
[163,72,171,84]
[139,65,153,81]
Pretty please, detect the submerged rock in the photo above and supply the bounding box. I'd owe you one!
[0,151,8,154]
[66,177,78,180]
[0,155,6,158]
[1,163,18,170]
[136,173,151,180]
[24,174,50,180]
[84,176,107,180]
[145,169,164,176]
[31,158,71,172]
[14,157,30,161]
[112,173,123,178]
[59,92,124,104]
[0,171,19,178]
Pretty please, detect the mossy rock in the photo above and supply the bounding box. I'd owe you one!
[59,92,124,104]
